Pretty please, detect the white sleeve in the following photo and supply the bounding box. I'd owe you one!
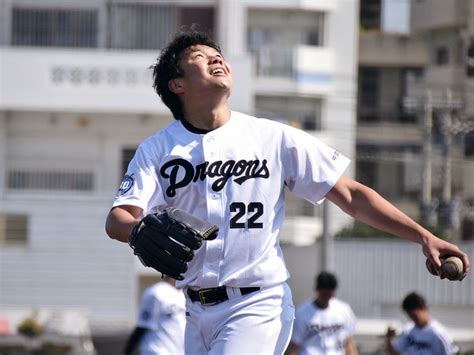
[434,329,458,355]
[282,125,350,205]
[394,330,409,354]
[291,306,308,345]
[136,292,161,331]
[344,305,357,336]
[112,141,166,215]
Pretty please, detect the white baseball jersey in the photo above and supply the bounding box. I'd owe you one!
[393,320,458,355]
[113,111,350,289]
[136,281,186,355]
[291,298,356,355]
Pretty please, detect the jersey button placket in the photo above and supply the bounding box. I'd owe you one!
[203,134,222,282]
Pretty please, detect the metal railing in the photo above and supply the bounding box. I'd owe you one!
[11,7,98,48]
[7,169,94,192]
[4,3,211,50]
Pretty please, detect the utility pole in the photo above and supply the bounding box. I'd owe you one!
[405,90,463,232]
[321,200,333,272]
[441,89,453,204]
[420,90,437,226]
[438,89,461,235]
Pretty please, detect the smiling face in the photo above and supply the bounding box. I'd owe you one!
[170,44,233,100]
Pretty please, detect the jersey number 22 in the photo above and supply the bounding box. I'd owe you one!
[229,202,264,229]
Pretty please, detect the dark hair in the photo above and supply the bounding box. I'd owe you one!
[150,29,222,120]
[402,292,427,312]
[315,271,338,290]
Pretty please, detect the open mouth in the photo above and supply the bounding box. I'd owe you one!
[211,68,226,76]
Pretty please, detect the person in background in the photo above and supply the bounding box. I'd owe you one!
[286,271,358,355]
[123,276,185,355]
[385,292,458,355]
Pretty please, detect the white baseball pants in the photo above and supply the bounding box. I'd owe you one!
[184,283,295,355]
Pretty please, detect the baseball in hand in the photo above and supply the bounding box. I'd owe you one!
[426,256,465,281]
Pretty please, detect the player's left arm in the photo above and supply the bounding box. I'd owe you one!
[326,175,470,275]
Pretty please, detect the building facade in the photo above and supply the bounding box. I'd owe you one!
[357,0,474,240]
[410,0,474,239]
[0,0,358,331]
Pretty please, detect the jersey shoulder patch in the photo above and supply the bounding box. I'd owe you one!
[117,174,134,195]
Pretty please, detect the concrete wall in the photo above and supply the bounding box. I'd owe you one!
[411,0,466,33]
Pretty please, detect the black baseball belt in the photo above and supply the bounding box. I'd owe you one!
[187,286,260,306]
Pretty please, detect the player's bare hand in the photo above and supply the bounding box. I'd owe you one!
[421,235,470,280]
[385,326,396,339]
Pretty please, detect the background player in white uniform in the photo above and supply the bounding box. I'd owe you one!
[286,272,357,355]
[123,276,185,355]
[105,29,470,355]
[385,292,458,355]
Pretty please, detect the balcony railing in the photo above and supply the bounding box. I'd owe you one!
[7,169,94,192]
[358,103,419,124]
[3,3,214,50]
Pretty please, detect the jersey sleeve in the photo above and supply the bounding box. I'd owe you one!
[344,305,357,336]
[136,291,161,331]
[433,327,458,355]
[291,305,308,345]
[112,141,166,215]
[281,125,351,205]
[393,330,409,353]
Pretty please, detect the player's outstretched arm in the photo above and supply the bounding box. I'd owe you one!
[105,205,142,243]
[326,175,470,277]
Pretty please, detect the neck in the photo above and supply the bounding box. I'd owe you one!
[182,95,231,130]
[315,298,330,309]
[415,315,430,328]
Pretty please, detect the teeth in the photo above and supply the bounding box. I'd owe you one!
[212,68,224,75]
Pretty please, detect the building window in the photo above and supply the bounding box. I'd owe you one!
[248,9,324,47]
[358,67,379,122]
[356,145,421,199]
[107,4,214,50]
[435,46,449,66]
[179,7,215,36]
[467,40,474,77]
[11,7,98,47]
[360,0,381,30]
[248,9,324,78]
[0,214,28,245]
[465,132,474,157]
[7,170,94,191]
[121,147,138,178]
[400,68,423,123]
[256,95,322,131]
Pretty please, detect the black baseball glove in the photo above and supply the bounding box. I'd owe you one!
[129,207,219,280]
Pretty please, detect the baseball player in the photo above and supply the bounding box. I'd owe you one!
[286,272,358,355]
[123,276,185,355]
[385,292,458,355]
[105,29,470,355]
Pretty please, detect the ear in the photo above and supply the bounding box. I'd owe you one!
[168,78,185,94]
